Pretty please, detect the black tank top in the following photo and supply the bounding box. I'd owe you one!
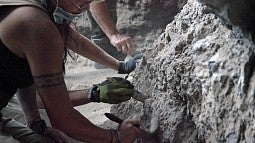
[0,39,34,89]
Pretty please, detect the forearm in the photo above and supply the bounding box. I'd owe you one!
[49,107,111,143]
[16,85,41,123]
[37,89,91,109]
[68,90,91,106]
[89,1,135,54]
[36,83,112,143]
[78,36,119,70]
[67,27,120,70]
[89,1,119,38]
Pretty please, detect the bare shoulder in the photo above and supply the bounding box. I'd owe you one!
[0,6,64,75]
[0,6,60,44]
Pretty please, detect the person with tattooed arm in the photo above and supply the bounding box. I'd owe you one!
[0,0,141,142]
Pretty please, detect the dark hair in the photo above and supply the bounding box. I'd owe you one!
[57,21,70,73]
[46,0,73,74]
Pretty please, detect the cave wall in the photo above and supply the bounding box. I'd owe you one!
[111,0,255,142]
[116,0,188,50]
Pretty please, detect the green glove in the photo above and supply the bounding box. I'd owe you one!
[89,77,135,104]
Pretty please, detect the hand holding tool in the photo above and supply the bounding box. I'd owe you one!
[106,77,149,103]
[118,54,143,74]
[88,77,134,104]
[89,77,149,103]
[104,113,162,143]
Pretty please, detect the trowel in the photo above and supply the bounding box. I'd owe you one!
[104,113,162,143]
[132,90,149,103]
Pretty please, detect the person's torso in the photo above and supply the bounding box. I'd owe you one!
[0,0,60,90]
[0,40,34,89]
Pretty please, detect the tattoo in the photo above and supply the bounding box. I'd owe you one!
[33,72,65,89]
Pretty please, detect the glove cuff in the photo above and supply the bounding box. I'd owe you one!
[118,61,125,74]
[88,85,100,102]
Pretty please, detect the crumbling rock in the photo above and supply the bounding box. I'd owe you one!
[111,0,255,142]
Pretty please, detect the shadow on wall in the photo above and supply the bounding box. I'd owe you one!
[199,0,255,39]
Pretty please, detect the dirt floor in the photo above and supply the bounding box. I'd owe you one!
[64,55,122,129]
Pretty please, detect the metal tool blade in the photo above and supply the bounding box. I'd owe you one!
[132,90,149,103]
[104,113,162,143]
[104,113,139,128]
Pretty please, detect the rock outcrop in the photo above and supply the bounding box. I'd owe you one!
[111,0,255,142]
[116,0,188,50]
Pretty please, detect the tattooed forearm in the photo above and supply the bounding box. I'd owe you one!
[33,72,65,89]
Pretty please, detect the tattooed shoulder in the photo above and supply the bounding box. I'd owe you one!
[33,72,65,89]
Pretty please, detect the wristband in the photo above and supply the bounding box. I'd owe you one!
[88,85,100,102]
[109,129,121,143]
[108,129,113,143]
[28,119,46,135]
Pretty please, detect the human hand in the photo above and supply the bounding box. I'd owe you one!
[89,77,135,104]
[118,54,143,74]
[109,34,135,54]
[118,118,141,143]
[44,127,68,143]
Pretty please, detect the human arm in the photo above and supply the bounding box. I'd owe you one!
[16,85,40,124]
[37,89,90,108]
[37,77,136,108]
[67,26,141,74]
[16,85,68,143]
[67,26,120,70]
[89,1,135,54]
[0,6,139,142]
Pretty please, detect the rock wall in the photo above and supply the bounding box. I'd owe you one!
[111,0,255,142]
[116,0,188,50]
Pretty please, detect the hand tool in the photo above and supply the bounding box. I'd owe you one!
[104,113,162,143]
[132,90,149,103]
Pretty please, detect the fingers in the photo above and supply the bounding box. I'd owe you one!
[110,34,135,54]
[119,119,142,143]
[112,88,135,95]
[121,119,141,131]
[132,53,143,61]
[110,88,134,102]
[111,94,131,103]
[122,119,141,135]
[121,37,134,54]
[108,82,134,89]
[126,39,135,54]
